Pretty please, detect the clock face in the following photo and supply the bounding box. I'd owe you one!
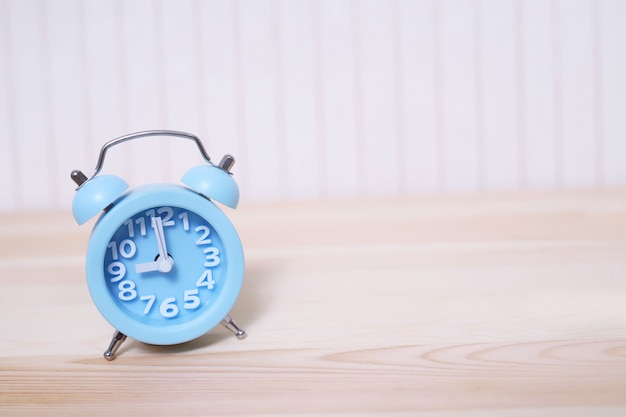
[85,184,244,345]
[103,206,223,327]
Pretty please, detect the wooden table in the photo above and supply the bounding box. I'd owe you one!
[2,190,626,416]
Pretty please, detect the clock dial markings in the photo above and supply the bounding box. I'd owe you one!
[117,280,137,301]
[140,294,156,314]
[124,217,147,237]
[108,239,137,261]
[178,211,190,230]
[106,206,224,322]
[196,270,216,290]
[194,225,211,245]
[159,297,179,318]
[145,207,175,226]
[107,261,126,282]
[183,289,201,309]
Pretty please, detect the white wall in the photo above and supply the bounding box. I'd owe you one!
[1,0,625,212]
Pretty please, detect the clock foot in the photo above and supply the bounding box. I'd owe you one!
[220,315,247,340]
[103,330,127,361]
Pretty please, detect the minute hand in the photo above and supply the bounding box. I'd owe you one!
[152,216,169,260]
[134,217,174,274]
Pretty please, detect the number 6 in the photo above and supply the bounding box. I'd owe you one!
[160,297,179,318]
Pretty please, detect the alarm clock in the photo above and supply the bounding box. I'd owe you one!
[71,130,247,360]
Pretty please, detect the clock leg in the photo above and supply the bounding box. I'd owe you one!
[220,315,247,340]
[103,330,127,361]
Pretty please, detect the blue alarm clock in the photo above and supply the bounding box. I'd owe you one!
[71,130,247,360]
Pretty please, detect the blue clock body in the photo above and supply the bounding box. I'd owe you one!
[85,184,244,345]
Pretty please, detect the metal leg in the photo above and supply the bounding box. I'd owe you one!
[220,315,247,340]
[103,330,127,361]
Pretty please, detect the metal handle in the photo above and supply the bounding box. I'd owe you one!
[90,130,213,179]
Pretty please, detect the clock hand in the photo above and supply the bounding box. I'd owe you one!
[152,216,174,272]
[135,260,161,273]
[134,216,174,274]
[152,216,169,261]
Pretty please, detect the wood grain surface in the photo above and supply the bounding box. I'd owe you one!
[1,189,626,416]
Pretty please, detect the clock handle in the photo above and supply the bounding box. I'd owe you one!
[90,130,214,180]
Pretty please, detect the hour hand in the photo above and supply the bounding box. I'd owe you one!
[135,258,173,274]
[135,261,159,273]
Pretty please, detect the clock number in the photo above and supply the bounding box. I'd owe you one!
[107,241,118,259]
[118,280,137,301]
[158,207,174,226]
[194,225,211,245]
[160,297,179,318]
[140,295,156,315]
[107,261,126,283]
[203,247,220,267]
[146,207,175,226]
[196,270,216,290]
[195,225,218,270]
[183,289,201,310]
[108,239,136,260]
[178,211,189,231]
[136,217,147,237]
[119,240,137,258]
[123,217,147,238]
[123,218,134,237]
[124,217,146,237]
